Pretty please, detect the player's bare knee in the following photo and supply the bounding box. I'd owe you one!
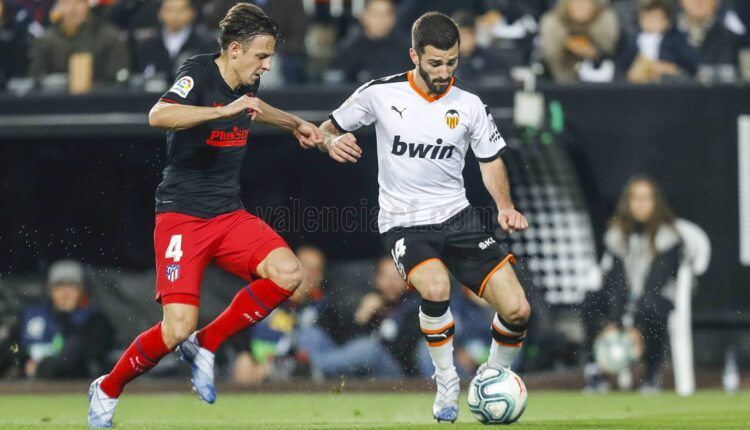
[410,264,450,300]
[419,280,450,301]
[504,298,531,327]
[162,316,197,348]
[268,259,303,291]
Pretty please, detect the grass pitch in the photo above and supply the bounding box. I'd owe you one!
[0,390,747,429]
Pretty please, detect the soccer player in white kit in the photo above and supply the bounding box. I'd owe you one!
[318,12,531,423]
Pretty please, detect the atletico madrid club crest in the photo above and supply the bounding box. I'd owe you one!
[445,109,460,129]
[166,264,180,282]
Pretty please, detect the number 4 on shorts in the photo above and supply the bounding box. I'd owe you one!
[165,234,184,262]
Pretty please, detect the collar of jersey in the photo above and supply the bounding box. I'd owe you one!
[407,71,454,103]
[211,52,253,94]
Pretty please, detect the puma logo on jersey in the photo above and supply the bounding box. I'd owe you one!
[391,135,455,160]
[479,237,496,250]
[391,106,406,118]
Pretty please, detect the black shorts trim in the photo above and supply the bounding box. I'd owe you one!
[406,257,445,288]
[478,254,516,297]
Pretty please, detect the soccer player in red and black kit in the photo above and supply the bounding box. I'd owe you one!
[87,4,323,428]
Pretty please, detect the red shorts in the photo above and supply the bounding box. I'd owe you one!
[154,210,288,305]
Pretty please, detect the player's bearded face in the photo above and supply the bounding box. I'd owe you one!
[235,35,276,86]
[416,44,459,94]
[417,65,452,94]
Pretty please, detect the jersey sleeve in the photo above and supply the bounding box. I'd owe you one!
[160,59,207,106]
[469,97,507,162]
[329,83,377,132]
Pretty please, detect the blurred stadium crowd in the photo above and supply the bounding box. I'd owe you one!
[1,0,749,93]
[0,251,506,383]
[0,252,493,383]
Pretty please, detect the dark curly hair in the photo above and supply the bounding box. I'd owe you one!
[411,12,460,55]
[218,3,281,50]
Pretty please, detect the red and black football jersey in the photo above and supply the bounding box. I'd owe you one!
[155,53,260,218]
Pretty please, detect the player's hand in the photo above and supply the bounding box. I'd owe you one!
[326,133,362,163]
[498,207,528,233]
[294,121,324,149]
[355,292,384,325]
[218,95,264,120]
[565,36,598,60]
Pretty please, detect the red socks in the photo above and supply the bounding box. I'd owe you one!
[197,279,291,352]
[100,322,170,398]
[98,280,290,398]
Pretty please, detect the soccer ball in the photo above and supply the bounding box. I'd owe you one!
[467,367,528,424]
[593,328,641,374]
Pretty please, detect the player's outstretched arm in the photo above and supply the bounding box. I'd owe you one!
[318,120,362,163]
[479,157,528,233]
[255,100,323,149]
[148,95,264,131]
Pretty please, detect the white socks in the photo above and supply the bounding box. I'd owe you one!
[488,313,526,369]
[419,307,456,376]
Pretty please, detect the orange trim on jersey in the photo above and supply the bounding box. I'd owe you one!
[477,254,516,298]
[421,321,455,335]
[428,335,454,347]
[159,97,179,104]
[407,71,454,103]
[406,258,445,288]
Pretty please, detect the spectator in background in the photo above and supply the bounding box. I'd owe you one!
[0,0,30,90]
[297,257,421,379]
[540,0,620,83]
[133,0,214,83]
[582,176,706,392]
[487,0,556,23]
[396,0,488,37]
[618,0,700,83]
[29,0,129,91]
[105,0,161,43]
[16,260,115,379]
[452,10,508,85]
[197,0,308,84]
[677,0,744,81]
[255,0,309,84]
[306,19,337,84]
[331,0,411,84]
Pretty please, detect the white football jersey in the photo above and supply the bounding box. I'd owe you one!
[330,71,506,232]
